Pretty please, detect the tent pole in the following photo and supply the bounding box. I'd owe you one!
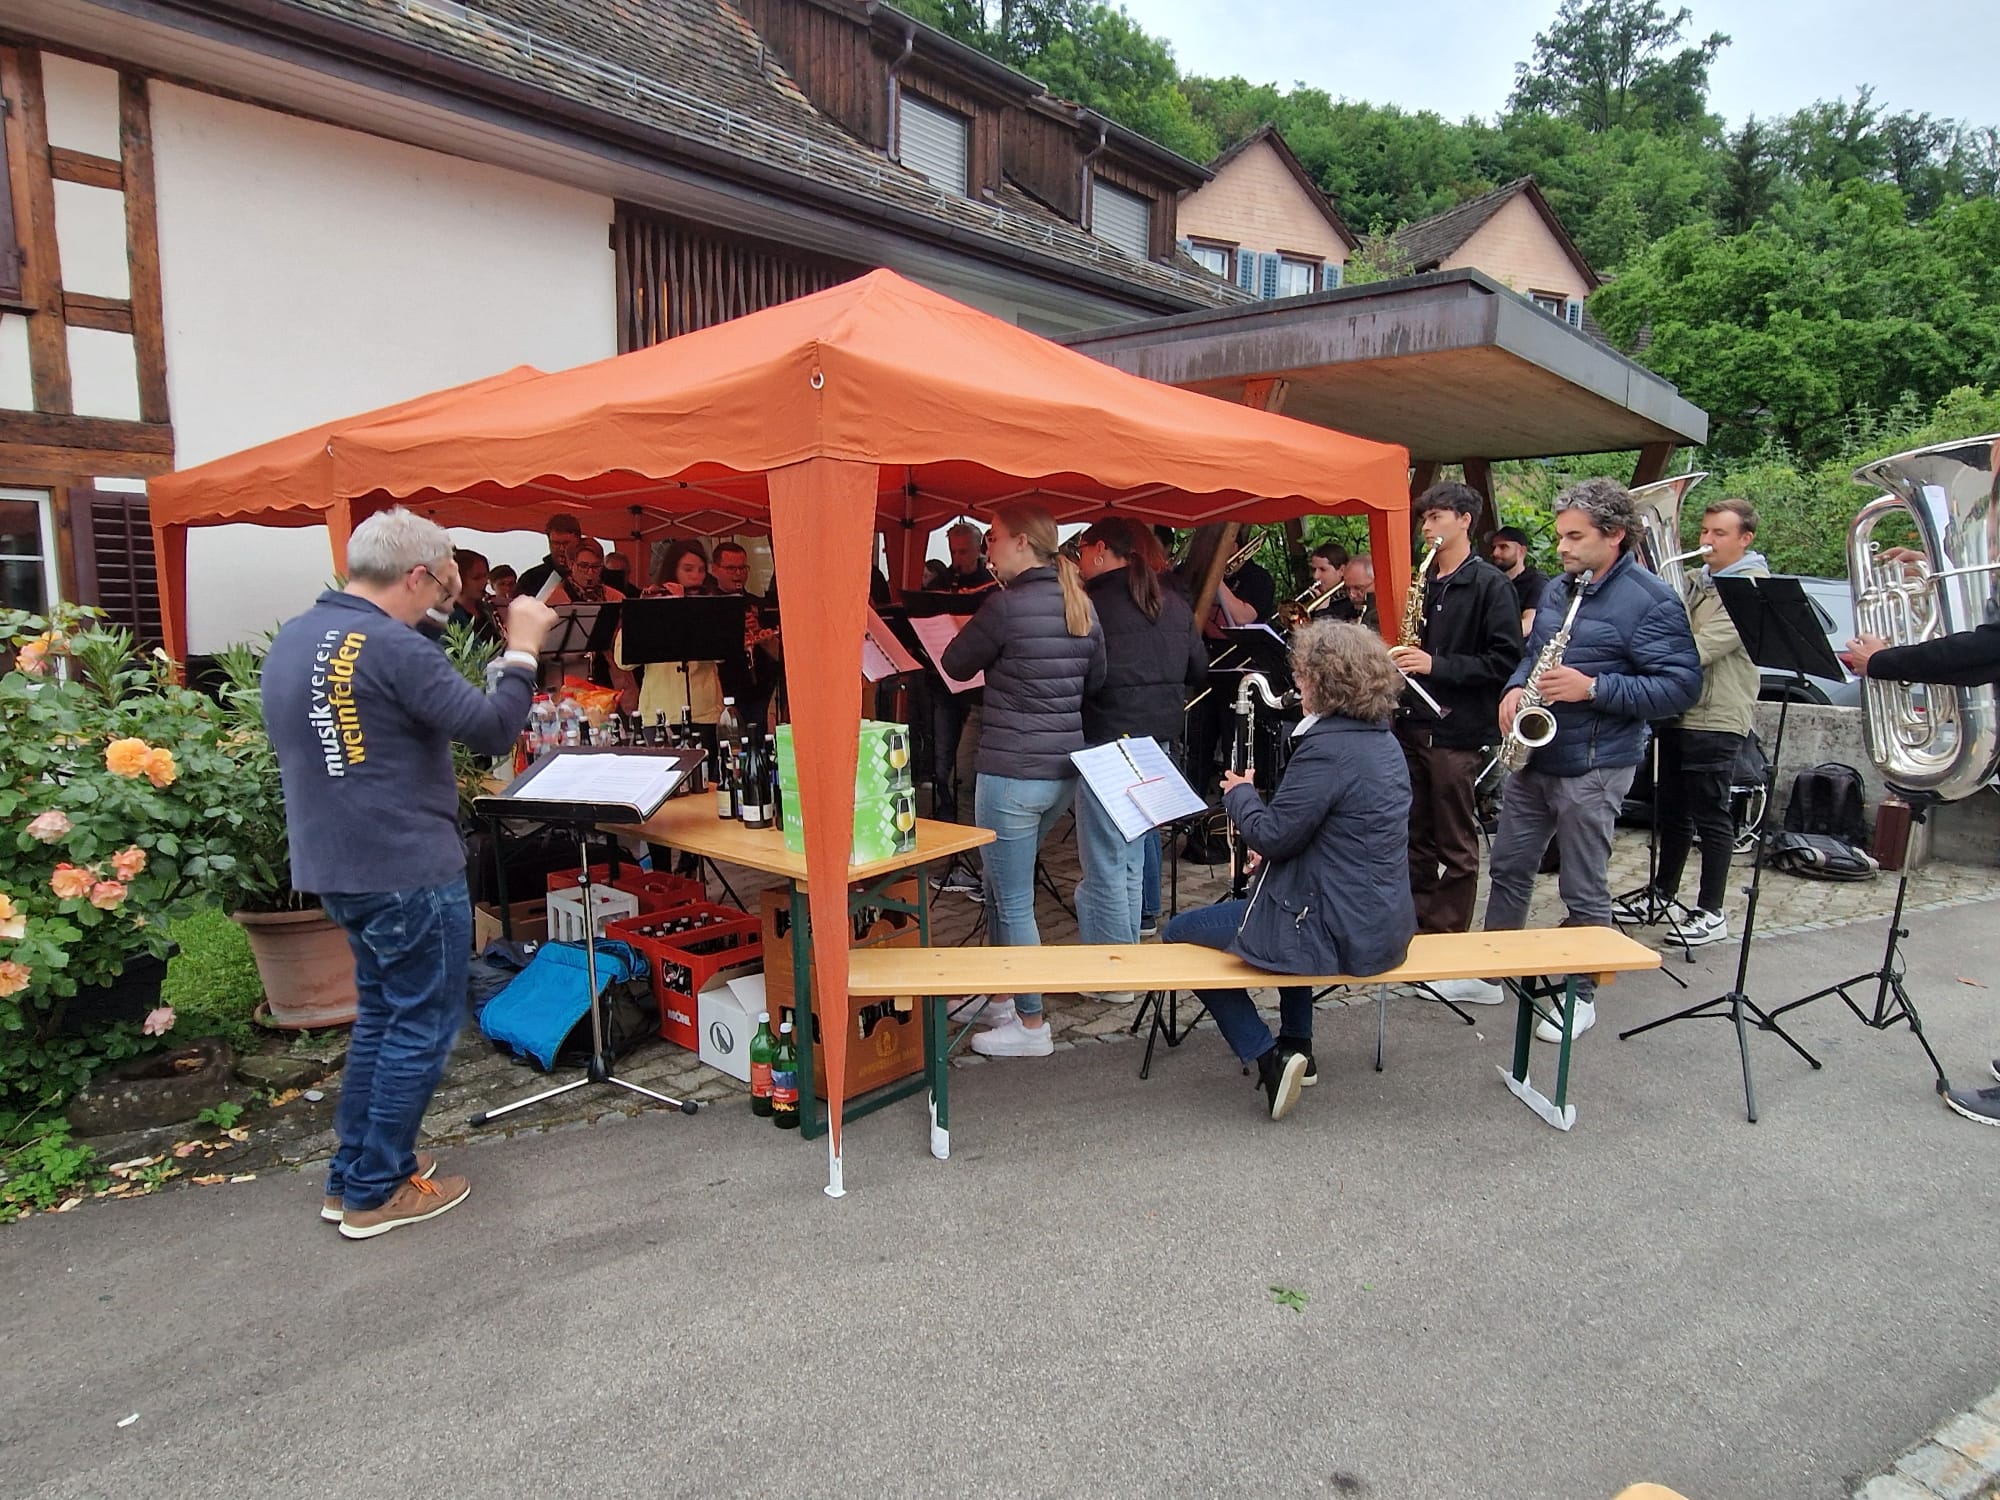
[150,519,189,667]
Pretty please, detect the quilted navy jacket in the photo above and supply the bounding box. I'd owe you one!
[942,564,1107,781]
[1510,550,1702,776]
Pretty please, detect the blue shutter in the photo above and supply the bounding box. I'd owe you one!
[1234,250,1257,291]
[1177,237,1193,259]
[1564,297,1583,328]
[1322,262,1343,290]
[1258,251,1280,300]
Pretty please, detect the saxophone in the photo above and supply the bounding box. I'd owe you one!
[1399,536,1442,648]
[1495,570,1593,773]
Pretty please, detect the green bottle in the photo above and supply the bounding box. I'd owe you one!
[771,1020,800,1130]
[748,1011,776,1117]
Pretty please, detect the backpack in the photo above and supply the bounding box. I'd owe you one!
[1766,831,1880,882]
[1782,762,1869,845]
[478,939,655,1071]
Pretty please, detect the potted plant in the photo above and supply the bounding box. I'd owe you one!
[0,608,243,1109]
[208,644,359,1028]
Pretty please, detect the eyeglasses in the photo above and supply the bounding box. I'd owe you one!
[417,565,454,603]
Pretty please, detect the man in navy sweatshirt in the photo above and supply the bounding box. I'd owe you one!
[263,508,553,1239]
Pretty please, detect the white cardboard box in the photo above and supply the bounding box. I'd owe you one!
[699,973,768,1083]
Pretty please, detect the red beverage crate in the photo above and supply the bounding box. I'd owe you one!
[546,864,705,914]
[605,904,763,1052]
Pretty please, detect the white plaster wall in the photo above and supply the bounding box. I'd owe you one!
[40,54,122,159]
[0,316,32,410]
[51,180,130,299]
[66,326,140,419]
[147,82,617,650]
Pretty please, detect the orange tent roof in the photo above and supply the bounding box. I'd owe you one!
[323,270,1409,528]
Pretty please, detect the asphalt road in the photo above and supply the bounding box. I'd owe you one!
[4,899,1997,1500]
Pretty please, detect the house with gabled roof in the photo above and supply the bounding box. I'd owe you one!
[1377,175,1600,330]
[1,0,1246,650]
[1175,124,1359,299]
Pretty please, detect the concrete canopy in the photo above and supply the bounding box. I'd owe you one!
[1061,269,1708,464]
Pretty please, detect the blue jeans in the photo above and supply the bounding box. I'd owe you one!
[975,772,1076,1017]
[1074,780,1143,945]
[1141,828,1162,925]
[321,874,474,1209]
[1164,899,1313,1063]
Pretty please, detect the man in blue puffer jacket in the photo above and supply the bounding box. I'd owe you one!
[1433,479,1701,1038]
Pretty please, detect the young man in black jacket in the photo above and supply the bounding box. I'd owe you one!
[1389,484,1524,934]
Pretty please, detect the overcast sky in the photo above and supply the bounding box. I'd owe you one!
[1125,0,1997,134]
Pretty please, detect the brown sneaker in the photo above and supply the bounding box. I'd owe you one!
[321,1152,437,1223]
[338,1172,469,1240]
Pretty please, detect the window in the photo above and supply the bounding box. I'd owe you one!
[1186,241,1233,279]
[0,490,57,616]
[1275,257,1318,298]
[1530,291,1566,318]
[1322,262,1343,291]
[1091,178,1152,259]
[899,93,970,197]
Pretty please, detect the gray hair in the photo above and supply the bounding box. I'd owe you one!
[947,521,984,542]
[1554,477,1638,550]
[346,507,453,585]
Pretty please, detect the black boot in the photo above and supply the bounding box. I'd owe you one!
[1255,1047,1308,1121]
[1276,1035,1318,1088]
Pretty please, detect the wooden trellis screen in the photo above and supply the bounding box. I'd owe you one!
[613,206,863,350]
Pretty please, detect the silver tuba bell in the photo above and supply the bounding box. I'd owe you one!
[1630,471,1711,601]
[1847,434,2000,801]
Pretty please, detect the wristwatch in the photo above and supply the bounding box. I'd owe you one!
[1584,675,1598,700]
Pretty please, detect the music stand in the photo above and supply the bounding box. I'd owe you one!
[469,747,707,1126]
[1618,575,1839,1121]
[538,601,621,690]
[1608,734,1698,985]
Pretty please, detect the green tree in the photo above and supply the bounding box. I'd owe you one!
[1717,117,1778,232]
[1508,0,1728,133]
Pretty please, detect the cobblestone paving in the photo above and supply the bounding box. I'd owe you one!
[1853,1386,2000,1500]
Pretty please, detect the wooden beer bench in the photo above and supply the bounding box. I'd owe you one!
[848,927,1660,1146]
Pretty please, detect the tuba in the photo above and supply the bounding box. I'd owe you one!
[1630,471,1711,601]
[1847,434,2000,801]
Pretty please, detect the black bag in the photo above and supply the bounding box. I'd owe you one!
[1766,830,1879,881]
[1782,762,1868,844]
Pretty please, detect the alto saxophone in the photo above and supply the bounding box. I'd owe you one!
[1399,537,1443,648]
[1495,570,1593,773]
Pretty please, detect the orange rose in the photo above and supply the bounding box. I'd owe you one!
[49,863,94,901]
[111,846,148,881]
[0,891,22,942]
[143,747,177,787]
[105,738,153,777]
[0,960,29,997]
[89,880,128,910]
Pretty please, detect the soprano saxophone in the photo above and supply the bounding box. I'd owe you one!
[1399,536,1443,648]
[1495,570,1593,773]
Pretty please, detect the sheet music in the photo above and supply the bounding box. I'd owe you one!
[513,753,685,815]
[862,608,923,682]
[1069,737,1206,842]
[1227,622,1290,650]
[909,613,985,692]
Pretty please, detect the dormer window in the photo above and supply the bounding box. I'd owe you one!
[1091,177,1152,259]
[899,93,970,197]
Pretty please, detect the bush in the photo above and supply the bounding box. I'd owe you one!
[160,906,264,1054]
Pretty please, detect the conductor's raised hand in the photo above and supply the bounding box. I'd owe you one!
[505,593,558,656]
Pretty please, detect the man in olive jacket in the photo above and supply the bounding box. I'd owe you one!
[1645,498,1768,946]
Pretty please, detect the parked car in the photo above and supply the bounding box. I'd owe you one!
[1756,575,1860,707]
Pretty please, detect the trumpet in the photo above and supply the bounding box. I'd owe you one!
[1276,580,1346,631]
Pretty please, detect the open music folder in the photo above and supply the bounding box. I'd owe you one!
[1069,736,1207,842]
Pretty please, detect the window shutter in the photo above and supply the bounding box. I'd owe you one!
[0,83,22,305]
[1234,249,1258,291]
[69,490,162,648]
[1322,262,1343,291]
[1177,236,1193,258]
[1258,251,1280,300]
[899,93,970,197]
[1090,178,1152,259]
[1564,297,1583,328]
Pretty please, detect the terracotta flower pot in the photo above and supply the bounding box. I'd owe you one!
[234,907,358,1029]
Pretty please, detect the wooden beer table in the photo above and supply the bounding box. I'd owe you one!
[620,798,993,1148]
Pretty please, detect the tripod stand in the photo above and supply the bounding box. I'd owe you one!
[1761,791,1950,1091]
[1608,734,1695,985]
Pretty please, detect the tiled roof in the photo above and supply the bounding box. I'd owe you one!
[278,0,1248,309]
[1378,175,1599,288]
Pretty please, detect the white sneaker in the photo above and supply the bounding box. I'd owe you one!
[1674,909,1729,947]
[1429,978,1506,1005]
[1094,990,1138,1005]
[970,1017,1055,1058]
[951,996,1013,1028]
[1534,997,1596,1043]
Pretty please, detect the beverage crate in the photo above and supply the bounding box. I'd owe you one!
[759,881,923,1099]
[545,864,705,913]
[605,904,764,1052]
[546,885,640,944]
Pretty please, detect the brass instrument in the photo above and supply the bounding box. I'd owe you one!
[1276,579,1345,631]
[1398,536,1443,648]
[1630,471,1711,601]
[1846,434,2000,801]
[1495,570,1593,773]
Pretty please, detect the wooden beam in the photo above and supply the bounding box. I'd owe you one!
[49,147,122,191]
[0,444,173,481]
[0,409,175,453]
[0,47,72,412]
[1409,460,1439,501]
[1462,457,1497,540]
[119,73,171,426]
[1631,442,1675,489]
[63,291,133,333]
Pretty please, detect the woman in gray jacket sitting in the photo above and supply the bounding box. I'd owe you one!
[1165,621,1416,1120]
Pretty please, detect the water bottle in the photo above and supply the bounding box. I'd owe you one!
[527,694,557,758]
[556,695,582,746]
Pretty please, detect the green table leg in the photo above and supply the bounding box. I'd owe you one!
[1499,975,1579,1131]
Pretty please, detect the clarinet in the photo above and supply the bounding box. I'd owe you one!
[1225,671,1301,898]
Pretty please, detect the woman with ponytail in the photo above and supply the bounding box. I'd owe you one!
[1071,519,1206,987]
[940,504,1107,1058]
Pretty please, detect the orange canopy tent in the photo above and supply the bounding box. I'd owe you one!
[147,269,1411,1196]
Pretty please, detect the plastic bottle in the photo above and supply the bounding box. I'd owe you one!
[748,1012,776,1117]
[771,1020,799,1129]
[527,694,557,758]
[556,695,582,746]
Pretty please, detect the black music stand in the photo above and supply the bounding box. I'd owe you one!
[538,601,621,690]
[1618,575,1837,1120]
[1609,733,1698,984]
[469,747,706,1126]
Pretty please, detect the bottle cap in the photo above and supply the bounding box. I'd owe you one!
[758,1011,770,1022]
[779,1021,793,1034]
